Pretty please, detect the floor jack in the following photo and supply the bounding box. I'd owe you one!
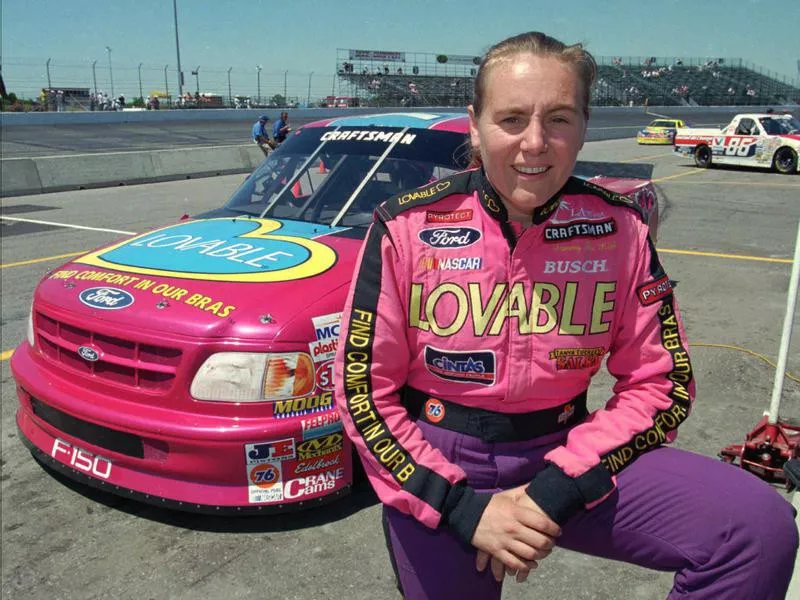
[719,222,800,491]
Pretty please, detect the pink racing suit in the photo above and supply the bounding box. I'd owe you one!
[334,167,695,544]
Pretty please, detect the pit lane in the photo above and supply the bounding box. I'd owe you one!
[1,138,798,600]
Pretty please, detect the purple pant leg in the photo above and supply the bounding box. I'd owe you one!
[557,447,798,600]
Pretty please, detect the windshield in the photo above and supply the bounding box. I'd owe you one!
[759,116,800,135]
[650,120,678,128]
[223,126,470,227]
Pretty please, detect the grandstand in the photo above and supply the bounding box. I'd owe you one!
[335,49,800,108]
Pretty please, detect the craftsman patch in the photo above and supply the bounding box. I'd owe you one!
[637,275,672,306]
[544,219,616,242]
[424,346,496,386]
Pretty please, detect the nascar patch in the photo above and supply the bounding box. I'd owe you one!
[637,275,673,306]
[424,346,496,386]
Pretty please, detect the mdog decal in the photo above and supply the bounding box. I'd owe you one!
[273,392,333,419]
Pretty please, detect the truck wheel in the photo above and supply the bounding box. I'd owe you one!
[694,145,712,168]
[773,147,797,175]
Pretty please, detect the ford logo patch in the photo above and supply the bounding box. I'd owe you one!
[78,346,100,362]
[418,227,481,249]
[79,287,135,310]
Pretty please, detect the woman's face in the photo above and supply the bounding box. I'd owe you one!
[468,54,587,220]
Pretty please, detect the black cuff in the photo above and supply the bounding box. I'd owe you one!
[525,463,614,525]
[442,482,492,545]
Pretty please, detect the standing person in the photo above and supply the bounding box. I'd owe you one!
[273,111,291,145]
[251,114,273,156]
[334,31,798,600]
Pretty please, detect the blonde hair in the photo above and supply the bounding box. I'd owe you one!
[469,31,596,167]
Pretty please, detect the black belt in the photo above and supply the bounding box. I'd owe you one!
[402,387,588,443]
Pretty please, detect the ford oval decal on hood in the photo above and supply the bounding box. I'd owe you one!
[419,227,482,249]
[75,218,341,283]
[79,287,135,310]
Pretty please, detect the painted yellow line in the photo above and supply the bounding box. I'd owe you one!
[653,169,705,183]
[661,180,800,189]
[1,349,14,362]
[622,152,674,163]
[1,251,85,269]
[659,248,792,264]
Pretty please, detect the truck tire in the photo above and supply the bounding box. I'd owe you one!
[694,145,712,168]
[773,147,798,175]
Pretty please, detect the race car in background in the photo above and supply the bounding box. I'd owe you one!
[674,113,800,174]
[636,118,688,145]
[11,113,661,515]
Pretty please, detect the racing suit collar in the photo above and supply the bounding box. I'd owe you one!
[477,168,565,226]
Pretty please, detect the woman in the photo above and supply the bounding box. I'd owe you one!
[334,32,797,600]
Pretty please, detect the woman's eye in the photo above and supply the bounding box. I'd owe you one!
[502,116,521,125]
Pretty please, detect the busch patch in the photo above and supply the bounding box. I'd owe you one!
[637,275,673,306]
[424,346,496,386]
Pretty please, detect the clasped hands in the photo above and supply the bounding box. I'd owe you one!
[471,484,561,584]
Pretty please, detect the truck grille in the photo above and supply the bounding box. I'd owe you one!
[34,311,182,391]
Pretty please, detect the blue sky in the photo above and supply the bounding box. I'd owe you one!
[2,0,798,100]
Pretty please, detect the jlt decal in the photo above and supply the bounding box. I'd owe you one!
[409,281,616,336]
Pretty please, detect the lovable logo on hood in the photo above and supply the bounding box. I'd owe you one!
[418,227,481,249]
[79,287,135,310]
[74,218,340,283]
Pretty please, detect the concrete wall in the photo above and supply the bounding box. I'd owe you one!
[1,144,265,197]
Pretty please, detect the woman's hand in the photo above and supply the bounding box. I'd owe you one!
[471,485,560,582]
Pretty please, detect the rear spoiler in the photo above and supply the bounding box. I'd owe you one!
[574,161,654,180]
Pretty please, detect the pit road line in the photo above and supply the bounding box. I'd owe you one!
[2,251,86,269]
[1,216,135,235]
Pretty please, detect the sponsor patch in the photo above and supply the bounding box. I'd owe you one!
[314,359,335,391]
[320,130,416,144]
[273,392,333,419]
[312,312,342,341]
[424,399,445,423]
[637,275,673,306]
[544,219,616,242]
[301,412,342,440]
[246,438,296,462]
[424,346,496,386]
[549,347,606,370]
[419,227,482,249]
[283,468,345,500]
[78,287,135,310]
[246,460,284,503]
[296,432,343,460]
[309,338,338,362]
[398,181,451,205]
[543,259,608,274]
[293,455,342,476]
[558,403,575,424]
[426,209,473,223]
[418,256,482,271]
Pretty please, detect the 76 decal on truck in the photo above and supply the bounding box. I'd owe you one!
[674,113,800,174]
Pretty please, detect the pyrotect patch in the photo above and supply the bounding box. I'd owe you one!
[426,209,473,224]
[637,275,673,306]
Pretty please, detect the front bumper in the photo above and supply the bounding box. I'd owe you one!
[12,343,351,513]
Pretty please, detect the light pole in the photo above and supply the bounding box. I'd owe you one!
[105,46,114,97]
[256,65,262,105]
[191,66,200,97]
[173,0,184,102]
[138,63,144,100]
[307,71,313,106]
[227,67,233,107]
[92,60,97,96]
[46,58,52,88]
[164,64,169,107]
[284,70,288,105]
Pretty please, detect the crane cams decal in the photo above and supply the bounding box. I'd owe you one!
[74,218,340,283]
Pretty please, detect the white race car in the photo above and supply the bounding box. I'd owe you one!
[674,113,800,174]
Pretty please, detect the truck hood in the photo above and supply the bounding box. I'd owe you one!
[36,217,364,341]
